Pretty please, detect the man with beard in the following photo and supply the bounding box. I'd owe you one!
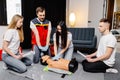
[30,6,52,64]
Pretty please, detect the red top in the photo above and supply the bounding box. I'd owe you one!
[31,24,48,46]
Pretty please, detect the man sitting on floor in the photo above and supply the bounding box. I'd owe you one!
[82,18,118,73]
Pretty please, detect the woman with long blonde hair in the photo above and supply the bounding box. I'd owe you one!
[2,14,32,73]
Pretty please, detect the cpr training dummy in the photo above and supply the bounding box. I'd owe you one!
[40,55,78,75]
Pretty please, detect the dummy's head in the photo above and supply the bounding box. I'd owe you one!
[40,58,48,65]
[40,55,50,65]
[69,58,78,73]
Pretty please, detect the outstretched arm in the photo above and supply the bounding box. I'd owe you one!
[30,21,41,46]
[46,21,52,46]
[86,47,114,62]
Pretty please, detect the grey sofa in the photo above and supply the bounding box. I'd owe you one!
[68,28,97,49]
[50,27,97,52]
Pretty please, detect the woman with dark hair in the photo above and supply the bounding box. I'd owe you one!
[52,21,73,60]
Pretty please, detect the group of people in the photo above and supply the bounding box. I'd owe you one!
[2,6,118,74]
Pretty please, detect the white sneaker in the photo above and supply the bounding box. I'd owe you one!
[106,68,118,74]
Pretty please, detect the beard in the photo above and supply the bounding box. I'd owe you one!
[39,18,45,22]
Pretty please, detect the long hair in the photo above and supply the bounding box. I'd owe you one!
[56,21,67,48]
[8,14,24,42]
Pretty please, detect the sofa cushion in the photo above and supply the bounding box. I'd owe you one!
[50,27,97,49]
[68,28,94,40]
[68,28,97,49]
[73,40,92,45]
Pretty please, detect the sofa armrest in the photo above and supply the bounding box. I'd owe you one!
[91,35,97,48]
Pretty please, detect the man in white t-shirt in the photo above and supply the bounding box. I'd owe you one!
[82,18,118,73]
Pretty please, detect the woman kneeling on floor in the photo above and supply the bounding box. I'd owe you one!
[2,14,32,73]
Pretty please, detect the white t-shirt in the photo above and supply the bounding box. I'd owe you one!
[53,32,73,48]
[96,33,117,67]
[30,18,52,31]
[3,29,20,54]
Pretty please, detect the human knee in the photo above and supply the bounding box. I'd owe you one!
[33,53,40,63]
[82,63,93,72]
[82,60,91,72]
[82,65,92,72]
[7,64,27,73]
[21,57,32,66]
[17,62,27,73]
[18,66,27,73]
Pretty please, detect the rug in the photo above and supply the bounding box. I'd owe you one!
[104,52,120,80]
[5,63,104,80]
[0,50,104,80]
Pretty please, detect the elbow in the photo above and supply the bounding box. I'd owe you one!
[2,45,7,52]
[2,45,5,50]
[65,46,68,50]
[105,55,111,60]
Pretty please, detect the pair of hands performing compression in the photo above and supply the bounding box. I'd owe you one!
[52,53,61,60]
[39,45,61,60]
[38,45,48,51]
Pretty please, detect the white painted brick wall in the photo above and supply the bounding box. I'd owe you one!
[0,26,7,48]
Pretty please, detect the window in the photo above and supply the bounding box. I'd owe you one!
[6,0,21,24]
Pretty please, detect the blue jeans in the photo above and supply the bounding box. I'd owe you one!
[2,53,32,73]
[33,45,49,63]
